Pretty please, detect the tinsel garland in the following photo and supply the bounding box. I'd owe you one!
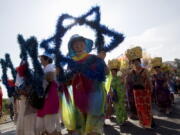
[78,55,106,81]
[26,36,44,96]
[17,35,44,96]
[16,35,34,93]
[17,34,28,61]
[40,6,125,82]
[0,6,125,96]
[5,54,16,80]
[0,54,16,97]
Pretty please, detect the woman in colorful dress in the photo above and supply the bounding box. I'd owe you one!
[151,57,172,114]
[125,46,153,129]
[66,34,106,135]
[36,53,60,135]
[108,59,127,125]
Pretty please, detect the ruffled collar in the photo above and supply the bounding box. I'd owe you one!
[72,53,90,61]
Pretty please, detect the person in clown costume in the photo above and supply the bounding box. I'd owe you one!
[66,34,106,135]
[107,59,127,125]
[125,46,153,129]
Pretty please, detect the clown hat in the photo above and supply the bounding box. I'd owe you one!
[68,34,93,57]
[108,59,121,70]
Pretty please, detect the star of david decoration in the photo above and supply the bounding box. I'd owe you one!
[40,6,125,67]
[0,54,16,97]
[17,34,44,96]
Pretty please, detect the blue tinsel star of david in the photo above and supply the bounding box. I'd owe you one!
[17,35,44,96]
[40,6,125,67]
[0,6,125,96]
[0,54,17,97]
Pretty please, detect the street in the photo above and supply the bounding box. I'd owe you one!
[0,95,180,135]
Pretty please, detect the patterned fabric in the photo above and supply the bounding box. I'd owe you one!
[126,68,152,127]
[71,54,104,116]
[68,53,105,134]
[153,73,171,109]
[65,110,104,135]
[133,90,152,127]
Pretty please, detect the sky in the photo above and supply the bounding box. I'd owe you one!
[0,0,180,98]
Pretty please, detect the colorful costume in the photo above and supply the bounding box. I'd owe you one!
[152,73,171,109]
[64,35,106,134]
[107,59,127,124]
[111,76,127,124]
[71,53,105,134]
[36,63,60,134]
[151,57,171,110]
[126,47,152,128]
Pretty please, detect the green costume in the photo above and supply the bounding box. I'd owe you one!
[111,76,127,124]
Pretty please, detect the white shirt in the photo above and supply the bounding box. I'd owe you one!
[43,64,55,73]
[43,64,56,90]
[15,73,24,87]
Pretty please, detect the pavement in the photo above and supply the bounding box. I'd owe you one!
[0,95,180,135]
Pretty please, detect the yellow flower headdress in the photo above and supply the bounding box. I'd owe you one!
[151,57,162,68]
[125,46,142,61]
[162,63,172,72]
[108,59,121,70]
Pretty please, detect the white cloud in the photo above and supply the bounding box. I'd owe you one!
[107,20,180,62]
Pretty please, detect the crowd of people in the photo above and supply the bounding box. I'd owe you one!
[0,35,180,135]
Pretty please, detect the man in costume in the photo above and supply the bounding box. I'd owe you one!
[66,34,106,135]
[125,46,153,129]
